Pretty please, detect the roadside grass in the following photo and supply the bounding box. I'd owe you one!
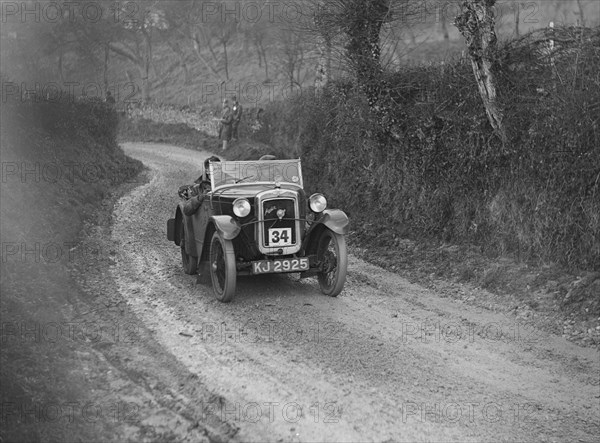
[350,225,600,348]
[0,98,144,442]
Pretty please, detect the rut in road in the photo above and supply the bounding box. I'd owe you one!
[110,143,600,442]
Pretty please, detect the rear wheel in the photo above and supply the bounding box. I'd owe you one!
[180,220,197,275]
[209,231,237,302]
[316,229,347,297]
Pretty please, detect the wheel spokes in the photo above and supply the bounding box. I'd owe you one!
[320,237,338,289]
[212,240,226,292]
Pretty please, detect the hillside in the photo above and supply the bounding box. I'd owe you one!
[0,97,147,441]
[1,0,598,109]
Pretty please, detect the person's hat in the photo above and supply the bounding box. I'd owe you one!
[204,155,221,169]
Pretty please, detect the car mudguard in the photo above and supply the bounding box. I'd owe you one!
[175,206,184,245]
[167,206,184,244]
[314,209,349,235]
[167,218,176,242]
[209,215,241,240]
[302,209,349,254]
[171,203,198,257]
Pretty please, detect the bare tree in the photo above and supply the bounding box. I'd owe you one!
[300,0,422,135]
[215,18,239,80]
[278,27,305,86]
[314,0,400,133]
[194,0,239,81]
[160,2,197,85]
[238,0,273,81]
[246,23,270,80]
[437,0,456,41]
[190,29,224,80]
[575,0,587,27]
[455,0,507,145]
[105,1,168,102]
[45,1,123,90]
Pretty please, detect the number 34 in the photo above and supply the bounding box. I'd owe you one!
[270,229,290,244]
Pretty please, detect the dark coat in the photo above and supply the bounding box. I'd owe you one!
[219,106,233,141]
[232,102,243,122]
[183,194,205,216]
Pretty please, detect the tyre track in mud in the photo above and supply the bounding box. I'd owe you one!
[108,143,599,442]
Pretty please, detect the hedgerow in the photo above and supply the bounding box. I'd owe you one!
[1,90,143,212]
[251,26,600,270]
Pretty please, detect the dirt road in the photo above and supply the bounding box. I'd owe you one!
[103,143,599,442]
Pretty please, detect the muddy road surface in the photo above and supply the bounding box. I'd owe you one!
[101,143,599,442]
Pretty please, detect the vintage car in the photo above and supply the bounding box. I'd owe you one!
[167,158,349,302]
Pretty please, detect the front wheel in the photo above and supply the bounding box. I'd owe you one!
[180,220,197,275]
[209,231,237,302]
[316,229,348,297]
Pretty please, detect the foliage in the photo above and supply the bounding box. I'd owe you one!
[250,26,600,270]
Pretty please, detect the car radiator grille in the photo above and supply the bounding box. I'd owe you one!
[261,199,297,246]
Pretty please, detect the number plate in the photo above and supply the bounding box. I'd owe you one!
[268,228,292,246]
[252,258,309,275]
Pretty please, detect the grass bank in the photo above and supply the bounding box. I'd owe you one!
[0,95,144,441]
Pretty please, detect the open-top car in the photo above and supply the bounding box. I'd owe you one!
[167,157,349,302]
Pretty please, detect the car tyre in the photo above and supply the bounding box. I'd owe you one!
[209,231,237,302]
[316,229,347,297]
[180,220,197,275]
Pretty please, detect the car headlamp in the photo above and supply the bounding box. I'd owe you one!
[309,193,327,213]
[233,198,251,217]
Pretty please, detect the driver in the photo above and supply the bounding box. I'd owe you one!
[194,155,221,193]
[183,156,220,216]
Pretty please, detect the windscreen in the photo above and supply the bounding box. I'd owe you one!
[210,160,303,189]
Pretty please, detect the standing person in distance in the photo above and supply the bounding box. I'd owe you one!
[105,90,116,105]
[219,98,233,151]
[231,95,243,141]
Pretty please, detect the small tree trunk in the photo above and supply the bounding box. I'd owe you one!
[169,41,190,85]
[325,42,331,82]
[103,44,109,93]
[345,0,398,135]
[576,0,586,27]
[141,28,152,103]
[255,42,262,67]
[514,2,520,37]
[296,48,304,85]
[222,39,229,80]
[264,55,269,80]
[191,32,222,79]
[455,0,507,145]
[182,60,190,85]
[314,37,330,91]
[258,43,269,80]
[58,49,64,83]
[440,17,450,40]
